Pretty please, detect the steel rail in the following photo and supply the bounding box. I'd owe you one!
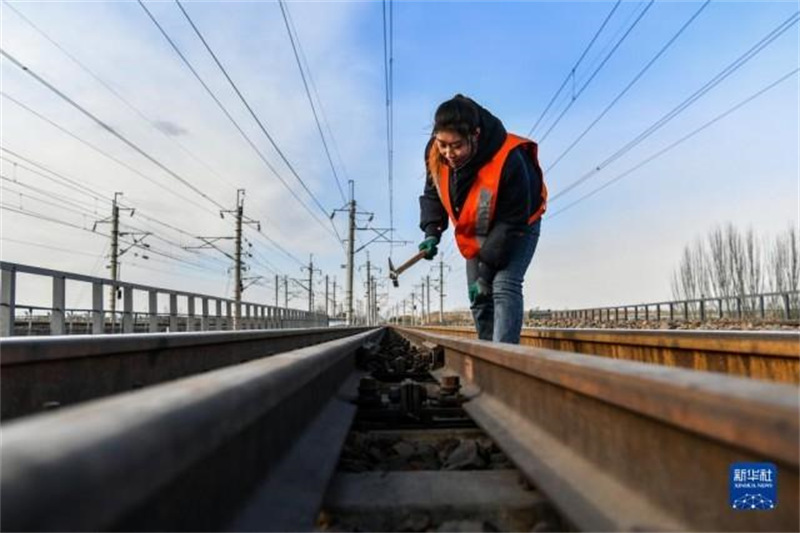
[395,326,799,532]
[416,326,800,383]
[0,326,369,421]
[1,328,382,532]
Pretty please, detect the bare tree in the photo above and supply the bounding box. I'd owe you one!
[743,227,763,302]
[727,224,747,309]
[787,225,799,293]
[672,224,788,317]
[671,239,709,301]
[769,225,800,293]
[707,226,733,299]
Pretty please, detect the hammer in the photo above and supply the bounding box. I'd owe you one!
[388,250,427,287]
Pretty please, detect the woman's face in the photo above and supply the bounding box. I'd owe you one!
[434,129,478,168]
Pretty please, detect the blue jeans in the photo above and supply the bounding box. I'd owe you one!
[467,221,541,344]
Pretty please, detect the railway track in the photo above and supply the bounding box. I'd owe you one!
[418,325,800,383]
[1,326,797,531]
[0,326,368,420]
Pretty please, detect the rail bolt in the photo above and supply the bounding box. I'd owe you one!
[440,375,461,396]
[399,379,427,417]
[357,377,381,407]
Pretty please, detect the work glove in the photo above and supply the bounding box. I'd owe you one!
[468,260,495,304]
[418,236,439,260]
[468,278,492,304]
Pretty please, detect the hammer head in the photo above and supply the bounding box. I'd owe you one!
[388,257,399,288]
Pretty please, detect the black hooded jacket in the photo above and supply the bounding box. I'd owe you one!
[419,103,543,271]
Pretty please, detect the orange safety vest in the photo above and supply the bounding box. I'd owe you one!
[433,133,547,259]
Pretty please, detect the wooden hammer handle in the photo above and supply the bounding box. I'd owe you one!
[393,250,427,276]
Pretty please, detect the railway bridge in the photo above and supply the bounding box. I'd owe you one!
[1,262,797,532]
[3,1,798,530]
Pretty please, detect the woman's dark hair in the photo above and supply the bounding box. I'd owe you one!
[433,94,480,137]
[427,95,480,180]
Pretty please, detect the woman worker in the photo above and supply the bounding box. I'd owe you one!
[418,94,547,344]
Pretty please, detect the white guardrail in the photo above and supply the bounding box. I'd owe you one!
[550,291,800,323]
[0,261,328,337]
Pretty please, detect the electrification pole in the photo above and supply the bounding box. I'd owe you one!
[426,275,431,326]
[373,277,379,324]
[417,281,425,325]
[309,256,314,312]
[332,278,337,319]
[193,190,259,330]
[223,190,260,329]
[94,192,149,332]
[234,198,243,328]
[330,180,409,325]
[366,256,372,325]
[300,255,322,312]
[109,194,120,329]
[346,182,356,324]
[439,260,445,324]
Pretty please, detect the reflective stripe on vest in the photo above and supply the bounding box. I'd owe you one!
[436,133,547,259]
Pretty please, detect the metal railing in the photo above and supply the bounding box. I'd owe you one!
[549,291,800,323]
[0,261,327,337]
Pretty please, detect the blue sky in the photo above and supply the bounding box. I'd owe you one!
[1,0,798,315]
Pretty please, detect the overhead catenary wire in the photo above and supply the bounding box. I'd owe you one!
[383,0,395,253]
[0,146,113,203]
[3,2,790,316]
[136,0,335,240]
[0,204,221,273]
[284,4,353,187]
[71,241,111,304]
[121,214,238,270]
[0,149,233,269]
[573,1,647,92]
[1,236,102,258]
[246,256,289,283]
[2,0,237,198]
[528,0,621,138]
[112,237,220,273]
[548,67,800,220]
[171,0,339,237]
[153,0,350,264]
[0,173,102,214]
[0,165,224,274]
[4,237,111,307]
[1,179,99,219]
[246,225,306,268]
[0,149,241,270]
[536,0,655,144]
[277,0,346,204]
[124,209,196,240]
[246,241,283,275]
[0,94,217,216]
[545,0,711,174]
[1,145,299,274]
[138,241,228,273]
[550,9,800,203]
[118,219,233,269]
[0,49,229,213]
[133,210,298,273]
[273,0,350,254]
[0,203,107,238]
